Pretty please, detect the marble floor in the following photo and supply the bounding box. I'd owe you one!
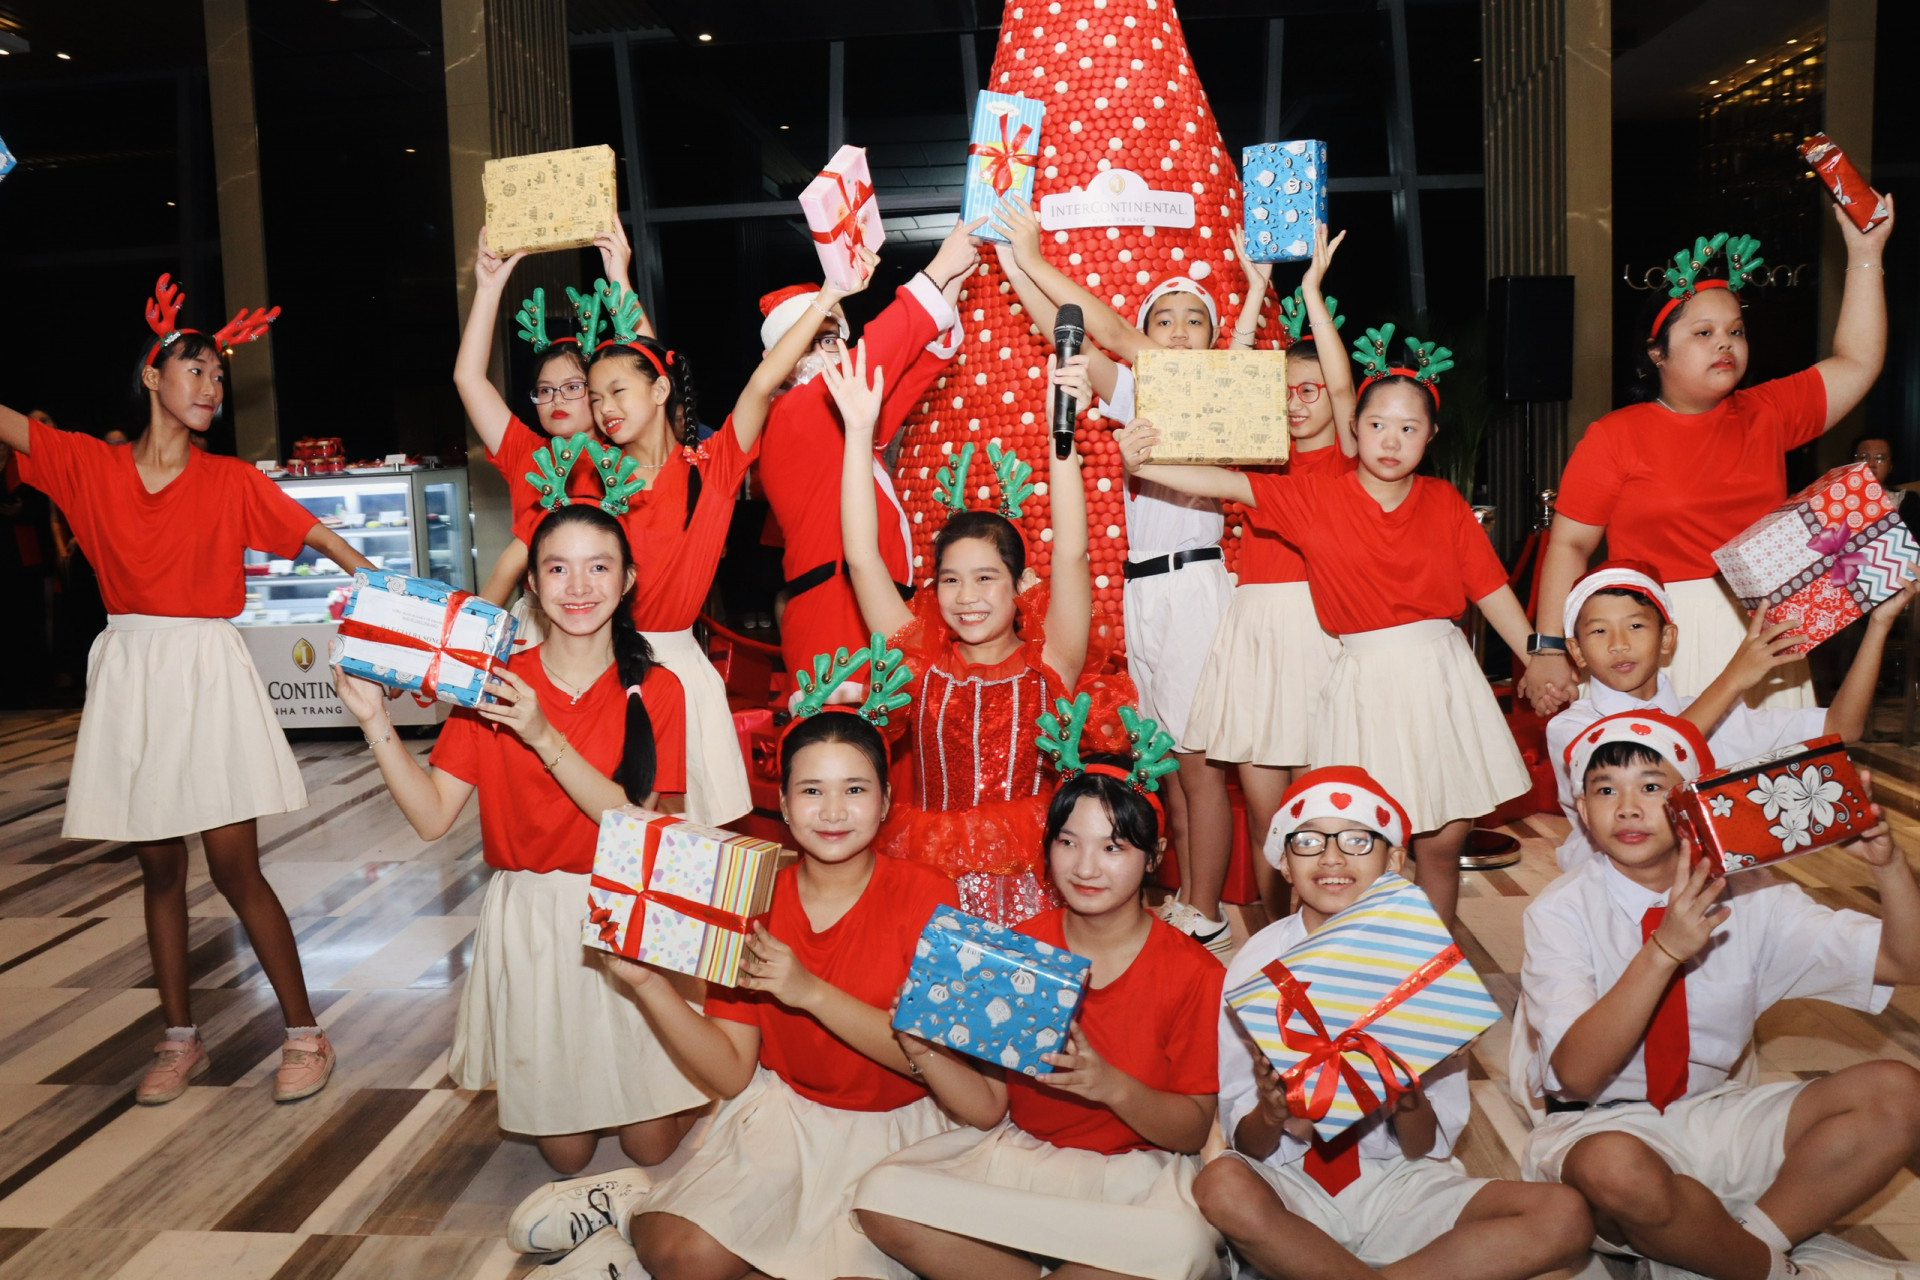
[2,707,1919,1279]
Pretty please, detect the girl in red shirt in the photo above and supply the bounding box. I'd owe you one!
[335,503,702,1176]
[855,744,1226,1280]
[0,280,370,1108]
[1521,209,1895,716]
[1117,334,1533,927]
[511,703,961,1280]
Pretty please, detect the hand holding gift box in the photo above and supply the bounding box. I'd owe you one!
[800,145,885,292]
[583,806,787,986]
[1799,133,1890,234]
[1224,872,1502,1143]
[1669,736,1878,876]
[1134,349,1291,465]
[328,570,516,708]
[1242,140,1328,263]
[963,91,1046,244]
[482,145,619,257]
[892,905,1092,1075]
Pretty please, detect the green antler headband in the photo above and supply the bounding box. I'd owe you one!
[1351,322,1450,405]
[1035,693,1091,777]
[933,440,1036,521]
[1034,695,1177,813]
[1277,288,1343,348]
[789,633,915,726]
[935,442,976,514]
[1651,231,1761,338]
[525,434,649,517]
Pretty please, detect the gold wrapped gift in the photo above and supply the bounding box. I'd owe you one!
[1134,348,1290,465]
[482,145,619,257]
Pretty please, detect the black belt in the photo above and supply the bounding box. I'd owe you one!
[1122,546,1224,581]
[784,560,913,602]
[1544,1098,1590,1114]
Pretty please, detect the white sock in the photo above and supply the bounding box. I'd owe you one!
[164,1025,197,1042]
[285,1025,323,1040]
[1741,1207,1795,1257]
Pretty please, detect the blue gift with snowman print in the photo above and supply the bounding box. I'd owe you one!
[892,905,1092,1075]
[1241,140,1328,263]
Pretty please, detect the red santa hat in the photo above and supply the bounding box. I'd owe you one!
[1562,559,1675,638]
[1135,275,1220,333]
[1264,766,1412,868]
[758,283,847,353]
[1564,709,1715,790]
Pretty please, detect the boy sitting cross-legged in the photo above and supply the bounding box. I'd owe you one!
[1522,709,1920,1280]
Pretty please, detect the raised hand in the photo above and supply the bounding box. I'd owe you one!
[1720,608,1809,693]
[1231,226,1273,289]
[992,194,1045,265]
[1303,223,1346,294]
[1114,418,1161,475]
[820,340,885,440]
[594,216,634,289]
[1836,191,1895,260]
[332,668,392,727]
[473,226,526,294]
[1049,352,1094,413]
[1654,843,1731,964]
[1871,570,1920,628]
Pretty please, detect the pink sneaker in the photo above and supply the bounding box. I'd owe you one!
[274,1032,336,1102]
[137,1037,208,1105]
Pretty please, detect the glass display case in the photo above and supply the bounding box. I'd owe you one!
[236,467,475,727]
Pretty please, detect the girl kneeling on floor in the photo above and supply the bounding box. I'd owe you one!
[853,711,1228,1280]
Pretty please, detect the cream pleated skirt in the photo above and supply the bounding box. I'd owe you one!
[1310,618,1529,835]
[854,1122,1225,1280]
[640,1067,953,1280]
[450,868,708,1137]
[642,627,751,827]
[1181,581,1342,766]
[65,614,307,842]
[508,594,547,650]
[1664,576,1815,709]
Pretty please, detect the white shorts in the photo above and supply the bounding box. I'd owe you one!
[1123,558,1234,741]
[1225,1151,1489,1268]
[1523,1080,1802,1219]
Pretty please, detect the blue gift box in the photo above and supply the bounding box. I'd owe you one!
[963,91,1046,244]
[0,135,14,184]
[327,570,516,708]
[893,905,1090,1075]
[1242,140,1328,263]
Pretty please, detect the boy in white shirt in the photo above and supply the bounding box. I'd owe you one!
[1523,709,1920,1280]
[1544,560,1909,871]
[1195,767,1593,1279]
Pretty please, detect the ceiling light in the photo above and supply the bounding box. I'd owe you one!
[166,201,176,207]
[55,51,71,59]
[1745,57,1756,63]
[697,32,712,42]
[404,147,416,153]
[779,124,790,130]
[0,49,10,56]
[1709,78,1718,84]
[1787,37,1797,43]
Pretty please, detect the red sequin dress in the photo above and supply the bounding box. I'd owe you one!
[875,587,1133,924]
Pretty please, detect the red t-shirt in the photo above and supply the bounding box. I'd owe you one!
[706,853,959,1112]
[1006,911,1224,1155]
[16,420,316,617]
[429,652,686,874]
[1234,442,1357,586]
[1554,369,1827,580]
[1244,471,1508,635]
[488,418,605,546]
[614,423,757,631]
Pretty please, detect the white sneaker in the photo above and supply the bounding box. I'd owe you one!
[1788,1233,1910,1278]
[1152,894,1184,923]
[507,1169,652,1255]
[1160,899,1234,960]
[526,1226,646,1279]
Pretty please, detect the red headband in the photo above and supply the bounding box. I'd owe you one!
[1357,368,1442,408]
[1079,762,1166,820]
[597,340,677,379]
[1649,277,1730,340]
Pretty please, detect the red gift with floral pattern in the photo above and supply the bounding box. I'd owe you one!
[1667,736,1874,876]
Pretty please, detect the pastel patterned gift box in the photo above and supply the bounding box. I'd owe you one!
[1242,141,1328,263]
[963,91,1045,244]
[800,145,885,292]
[1712,463,1920,652]
[582,807,786,986]
[328,570,516,708]
[1668,736,1874,876]
[893,905,1091,1075]
[481,144,619,257]
[1224,872,1502,1143]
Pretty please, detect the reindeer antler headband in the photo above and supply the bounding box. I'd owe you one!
[526,433,649,517]
[143,274,280,367]
[786,633,915,731]
[1034,693,1179,816]
[1276,287,1344,350]
[1349,322,1453,406]
[583,280,678,382]
[933,439,1037,521]
[1649,232,1763,339]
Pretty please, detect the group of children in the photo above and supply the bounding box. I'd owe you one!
[3,164,1914,1280]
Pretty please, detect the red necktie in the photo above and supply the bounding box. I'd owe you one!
[1303,1130,1362,1195]
[1641,906,1690,1111]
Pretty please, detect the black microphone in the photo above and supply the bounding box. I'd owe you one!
[1052,304,1085,460]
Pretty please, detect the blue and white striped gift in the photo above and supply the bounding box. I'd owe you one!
[1225,872,1502,1142]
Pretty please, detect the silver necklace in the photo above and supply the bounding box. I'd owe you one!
[542,655,590,705]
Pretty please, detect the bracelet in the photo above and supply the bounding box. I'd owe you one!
[808,299,836,320]
[1846,263,1884,272]
[543,738,571,773]
[904,1053,926,1078]
[1648,932,1684,966]
[363,723,394,751]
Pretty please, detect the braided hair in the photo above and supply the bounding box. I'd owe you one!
[526,504,659,801]
[588,334,704,529]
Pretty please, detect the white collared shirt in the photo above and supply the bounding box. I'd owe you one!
[1545,672,1827,871]
[1094,365,1223,557]
[1219,912,1472,1169]
[1521,855,1888,1104]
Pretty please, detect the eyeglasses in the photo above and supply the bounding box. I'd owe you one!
[1855,451,1891,465]
[810,331,846,353]
[1288,380,1327,404]
[1284,829,1385,858]
[529,380,589,406]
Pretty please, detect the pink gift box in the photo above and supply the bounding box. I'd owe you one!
[800,145,885,291]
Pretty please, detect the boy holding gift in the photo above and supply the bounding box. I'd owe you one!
[1194,767,1595,1280]
[1522,709,1920,1280]
[1544,560,1915,871]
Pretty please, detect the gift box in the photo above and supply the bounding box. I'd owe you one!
[1669,736,1875,876]
[963,91,1046,244]
[1135,349,1291,464]
[582,807,787,985]
[1799,134,1890,235]
[1711,463,1920,652]
[328,570,516,708]
[482,144,619,257]
[1224,872,1502,1143]
[892,905,1091,1075]
[800,145,885,292]
[1241,141,1327,263]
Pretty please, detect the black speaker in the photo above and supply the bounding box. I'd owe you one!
[1488,275,1575,402]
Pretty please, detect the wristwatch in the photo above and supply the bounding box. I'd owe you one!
[1526,634,1568,656]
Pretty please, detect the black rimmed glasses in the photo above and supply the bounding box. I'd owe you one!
[1284,828,1386,858]
[810,331,847,354]
[529,380,589,406]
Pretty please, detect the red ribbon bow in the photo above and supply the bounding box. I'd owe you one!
[338,588,503,707]
[809,167,877,270]
[969,114,1038,196]
[1806,521,1869,586]
[588,815,772,967]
